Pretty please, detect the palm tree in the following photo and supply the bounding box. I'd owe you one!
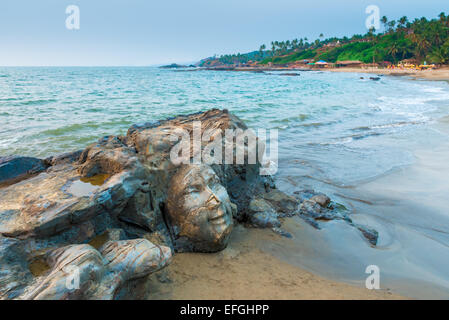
[388,20,396,33]
[372,46,380,63]
[398,42,412,60]
[398,16,408,30]
[367,27,376,41]
[292,39,298,49]
[441,12,449,27]
[428,45,449,64]
[388,42,400,62]
[431,24,442,46]
[413,36,431,61]
[381,16,388,32]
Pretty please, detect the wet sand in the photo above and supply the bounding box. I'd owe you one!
[207,66,449,81]
[143,69,449,300]
[147,224,403,300]
[146,108,449,300]
[316,67,449,81]
[261,116,449,300]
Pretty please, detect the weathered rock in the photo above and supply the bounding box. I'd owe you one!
[20,239,171,300]
[159,63,189,69]
[0,156,48,186]
[0,237,33,299]
[249,198,275,213]
[22,244,105,300]
[45,150,82,166]
[251,211,281,228]
[247,198,281,228]
[295,189,379,245]
[0,109,297,299]
[261,189,298,217]
[310,194,331,208]
[0,158,141,239]
[293,189,317,202]
[126,109,280,251]
[118,186,158,231]
[279,73,300,76]
[354,224,379,246]
[100,239,171,282]
[299,199,347,221]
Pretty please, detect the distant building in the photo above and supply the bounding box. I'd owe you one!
[361,63,380,69]
[336,60,363,68]
[315,60,329,68]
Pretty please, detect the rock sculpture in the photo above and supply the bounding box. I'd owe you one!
[0,109,378,299]
[0,109,296,299]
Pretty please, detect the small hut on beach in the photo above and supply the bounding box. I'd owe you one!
[315,60,329,68]
[336,60,363,68]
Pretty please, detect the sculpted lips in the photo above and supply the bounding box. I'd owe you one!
[208,208,228,225]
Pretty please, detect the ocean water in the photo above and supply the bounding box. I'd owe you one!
[1,67,449,298]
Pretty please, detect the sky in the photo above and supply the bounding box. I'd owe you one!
[0,0,447,66]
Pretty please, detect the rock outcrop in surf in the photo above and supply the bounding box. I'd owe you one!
[0,109,296,299]
[0,109,377,300]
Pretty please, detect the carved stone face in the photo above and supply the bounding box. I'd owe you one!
[166,164,233,252]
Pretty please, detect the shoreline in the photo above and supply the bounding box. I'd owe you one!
[147,224,405,300]
[321,66,449,81]
[2,69,447,299]
[200,66,449,81]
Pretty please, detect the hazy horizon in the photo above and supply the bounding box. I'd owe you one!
[0,0,447,66]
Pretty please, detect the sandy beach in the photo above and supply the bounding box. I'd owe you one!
[147,223,404,300]
[2,66,447,300]
[209,66,449,81]
[323,66,449,81]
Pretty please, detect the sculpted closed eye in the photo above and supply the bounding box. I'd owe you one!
[187,183,203,193]
[206,176,220,185]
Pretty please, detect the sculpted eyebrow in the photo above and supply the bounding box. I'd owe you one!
[190,179,203,187]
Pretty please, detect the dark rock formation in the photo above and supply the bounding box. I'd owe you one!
[0,156,48,186]
[279,73,300,76]
[247,198,281,228]
[159,63,191,69]
[294,189,378,246]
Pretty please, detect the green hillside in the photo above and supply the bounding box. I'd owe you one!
[201,13,449,67]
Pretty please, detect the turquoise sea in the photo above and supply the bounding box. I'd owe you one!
[1,67,449,298]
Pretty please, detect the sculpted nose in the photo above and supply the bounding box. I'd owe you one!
[206,187,221,205]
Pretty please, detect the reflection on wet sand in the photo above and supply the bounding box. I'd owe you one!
[147,224,403,300]
[270,119,449,299]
